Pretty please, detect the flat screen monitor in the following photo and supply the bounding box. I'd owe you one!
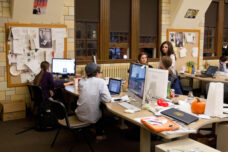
[142,68,168,105]
[128,63,146,106]
[52,58,76,76]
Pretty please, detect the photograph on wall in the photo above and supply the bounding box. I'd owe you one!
[169,32,175,42]
[175,32,184,47]
[33,0,48,15]
[185,32,196,43]
[39,28,52,48]
[184,9,199,19]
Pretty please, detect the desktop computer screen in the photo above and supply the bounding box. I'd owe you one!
[142,68,168,104]
[128,63,146,105]
[52,58,76,76]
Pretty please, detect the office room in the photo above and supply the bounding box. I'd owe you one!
[0,0,228,151]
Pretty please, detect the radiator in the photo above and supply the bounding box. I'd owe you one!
[76,63,130,80]
[101,64,129,80]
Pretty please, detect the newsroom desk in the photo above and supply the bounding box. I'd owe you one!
[65,85,228,152]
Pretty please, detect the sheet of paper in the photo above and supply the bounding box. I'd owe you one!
[52,28,67,40]
[35,50,44,64]
[54,39,64,58]
[192,47,198,57]
[26,60,40,74]
[46,51,53,64]
[13,39,24,54]
[179,48,187,58]
[20,73,28,83]
[8,53,18,65]
[11,27,28,40]
[8,27,13,40]
[16,55,27,70]
[185,32,196,43]
[28,28,39,48]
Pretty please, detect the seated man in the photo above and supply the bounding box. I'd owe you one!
[159,56,183,95]
[75,62,112,140]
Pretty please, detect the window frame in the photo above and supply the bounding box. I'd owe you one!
[203,0,224,60]
[75,0,161,64]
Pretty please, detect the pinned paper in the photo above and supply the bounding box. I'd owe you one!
[192,47,198,57]
[13,39,24,54]
[26,60,40,74]
[185,32,196,43]
[179,48,187,58]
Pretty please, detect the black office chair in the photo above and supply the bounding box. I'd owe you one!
[16,85,45,135]
[27,84,45,114]
[49,98,94,152]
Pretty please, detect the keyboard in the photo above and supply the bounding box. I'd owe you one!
[118,102,141,112]
[55,79,69,83]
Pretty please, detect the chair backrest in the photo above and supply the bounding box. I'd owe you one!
[48,98,71,128]
[27,84,45,106]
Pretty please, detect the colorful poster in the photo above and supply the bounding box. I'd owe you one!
[33,0,48,15]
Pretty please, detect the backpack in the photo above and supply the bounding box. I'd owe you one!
[35,100,58,131]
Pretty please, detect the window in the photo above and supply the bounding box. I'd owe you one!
[75,0,99,60]
[109,0,131,60]
[139,0,159,59]
[203,1,218,57]
[75,0,161,64]
[203,0,227,59]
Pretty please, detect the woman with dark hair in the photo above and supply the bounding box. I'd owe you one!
[137,52,153,68]
[159,41,176,74]
[33,61,73,100]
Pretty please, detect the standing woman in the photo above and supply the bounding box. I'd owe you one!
[33,61,73,100]
[159,41,176,74]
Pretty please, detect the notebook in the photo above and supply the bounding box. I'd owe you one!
[108,78,121,96]
[161,108,199,125]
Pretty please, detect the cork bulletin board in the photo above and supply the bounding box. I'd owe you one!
[5,23,67,87]
[167,29,200,71]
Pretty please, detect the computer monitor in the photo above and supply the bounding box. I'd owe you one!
[142,68,168,105]
[52,58,76,78]
[128,63,147,106]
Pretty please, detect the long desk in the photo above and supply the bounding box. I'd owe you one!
[179,73,228,83]
[65,85,228,152]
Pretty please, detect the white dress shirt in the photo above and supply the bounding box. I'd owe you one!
[75,77,112,123]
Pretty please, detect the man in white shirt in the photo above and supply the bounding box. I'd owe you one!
[75,62,112,139]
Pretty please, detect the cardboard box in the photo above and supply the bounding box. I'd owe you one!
[0,100,26,121]
[216,123,228,152]
[155,138,220,152]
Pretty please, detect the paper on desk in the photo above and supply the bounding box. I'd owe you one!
[192,47,198,57]
[179,48,187,58]
[26,60,40,74]
[13,39,24,54]
[111,95,130,102]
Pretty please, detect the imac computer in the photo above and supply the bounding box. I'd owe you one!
[142,68,169,105]
[128,63,147,106]
[52,58,76,79]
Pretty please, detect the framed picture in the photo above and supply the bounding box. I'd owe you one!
[33,0,48,15]
[184,9,199,19]
[175,32,184,47]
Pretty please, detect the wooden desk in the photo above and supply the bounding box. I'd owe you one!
[179,73,228,83]
[65,85,228,152]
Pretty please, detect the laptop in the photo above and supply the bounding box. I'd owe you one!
[161,108,199,125]
[200,66,218,78]
[108,78,122,96]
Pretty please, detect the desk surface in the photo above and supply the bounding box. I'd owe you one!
[179,73,228,83]
[65,85,228,139]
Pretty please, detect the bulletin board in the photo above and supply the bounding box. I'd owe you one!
[167,29,200,71]
[5,23,67,87]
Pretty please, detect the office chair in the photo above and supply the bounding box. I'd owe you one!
[16,85,45,135]
[49,98,94,152]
